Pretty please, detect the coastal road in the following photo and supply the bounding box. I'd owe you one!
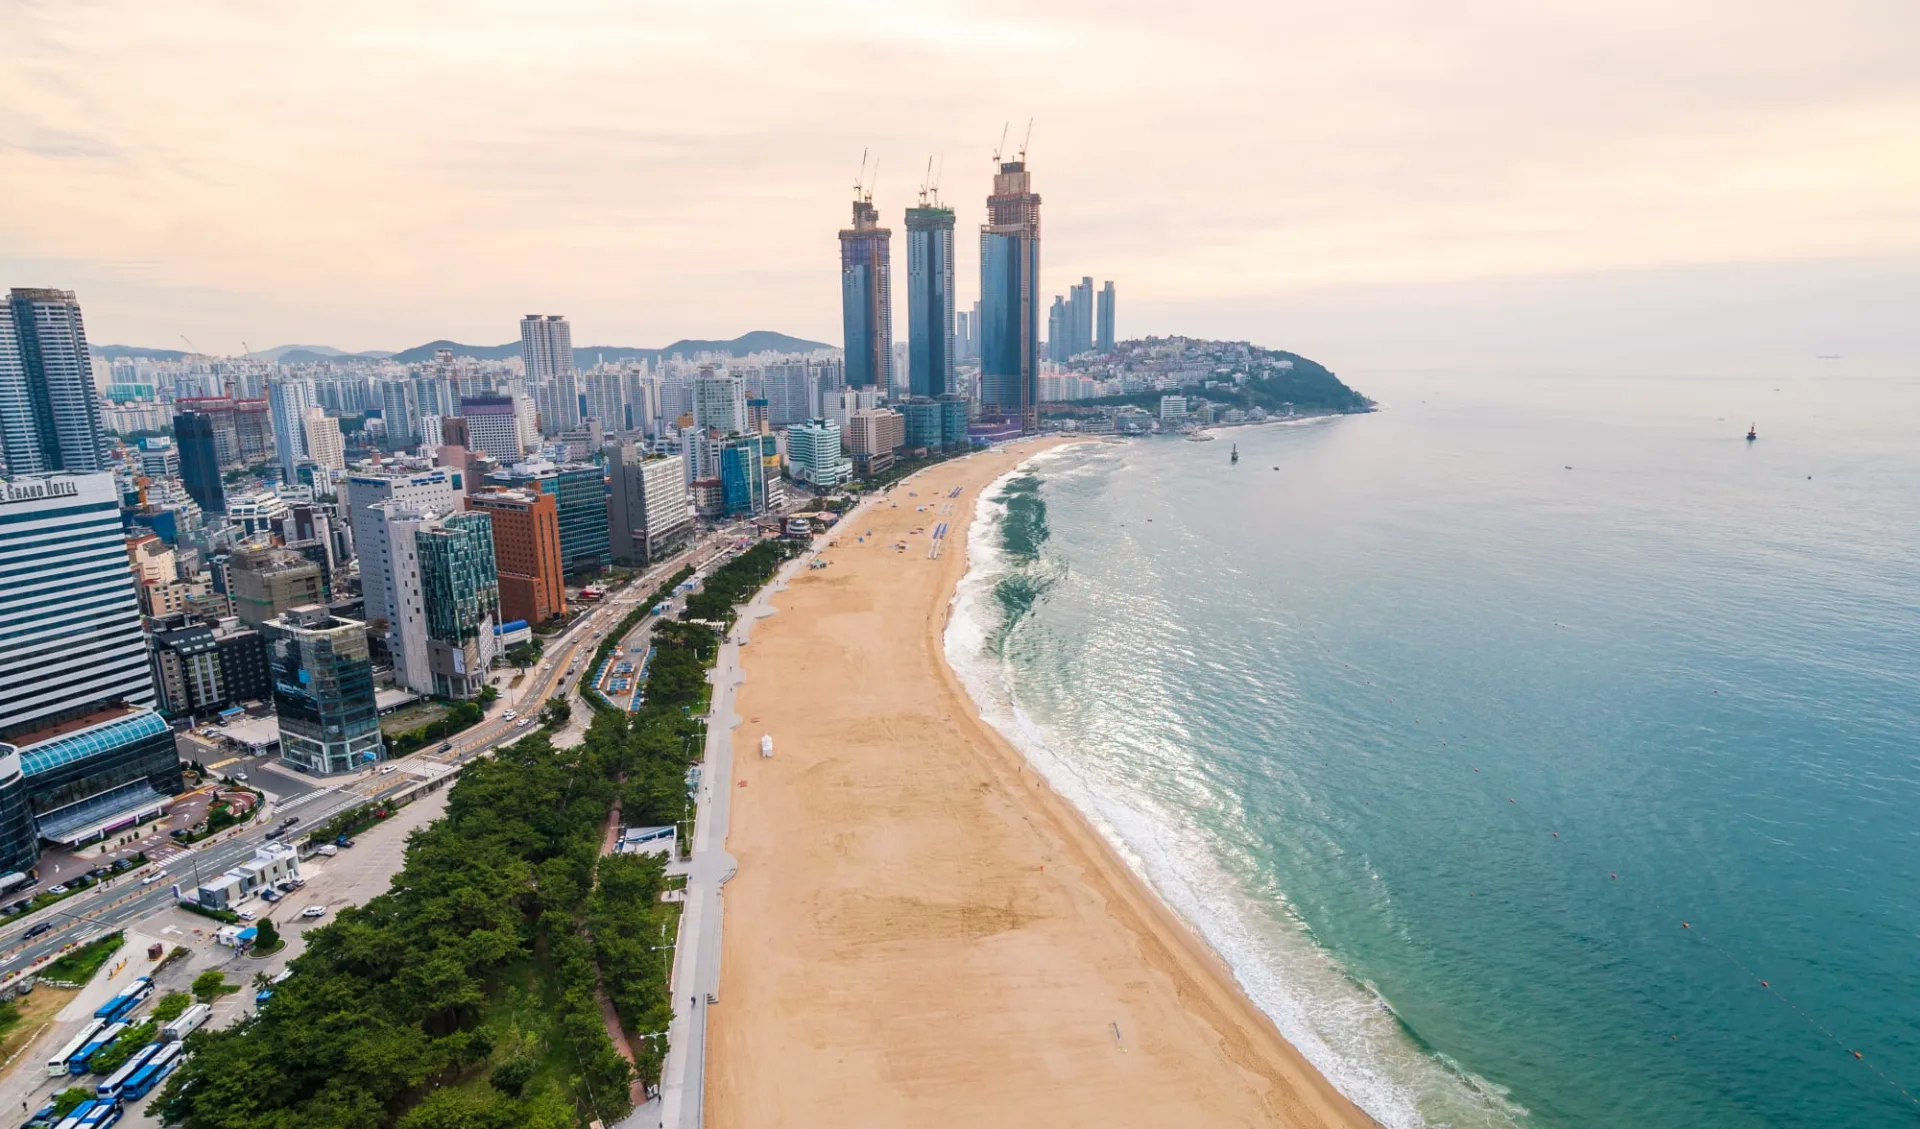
[0,555,688,984]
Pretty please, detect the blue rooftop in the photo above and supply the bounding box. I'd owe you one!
[18,710,170,778]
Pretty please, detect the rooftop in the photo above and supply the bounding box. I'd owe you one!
[2,703,143,751]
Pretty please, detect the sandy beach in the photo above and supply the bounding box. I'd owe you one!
[708,438,1377,1128]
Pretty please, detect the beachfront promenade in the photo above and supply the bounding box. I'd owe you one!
[634,532,836,1129]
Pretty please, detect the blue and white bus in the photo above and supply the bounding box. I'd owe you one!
[96,1043,159,1100]
[120,1041,183,1101]
[47,1019,105,1077]
[50,1098,119,1129]
[93,977,152,1024]
[71,1099,121,1129]
[66,1021,127,1074]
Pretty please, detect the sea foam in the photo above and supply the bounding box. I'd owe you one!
[945,449,1529,1129]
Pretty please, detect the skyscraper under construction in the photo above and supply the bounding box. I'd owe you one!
[904,191,956,400]
[979,156,1041,431]
[839,192,893,393]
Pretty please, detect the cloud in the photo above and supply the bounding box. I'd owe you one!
[0,0,1914,360]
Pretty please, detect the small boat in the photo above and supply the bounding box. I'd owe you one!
[1184,430,1215,442]
[1230,444,1239,464]
[1746,424,1757,442]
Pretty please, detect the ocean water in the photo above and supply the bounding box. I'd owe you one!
[945,370,1920,1129]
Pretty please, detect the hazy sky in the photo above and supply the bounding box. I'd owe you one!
[3,0,1916,372]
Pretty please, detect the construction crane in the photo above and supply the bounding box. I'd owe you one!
[1018,118,1033,162]
[917,155,934,206]
[992,121,1009,164]
[853,148,868,200]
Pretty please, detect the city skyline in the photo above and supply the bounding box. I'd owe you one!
[3,2,1913,375]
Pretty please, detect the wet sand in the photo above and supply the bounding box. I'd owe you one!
[708,438,1377,1128]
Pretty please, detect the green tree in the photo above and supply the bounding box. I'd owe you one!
[191,969,228,1001]
[252,915,281,953]
[489,1055,536,1098]
[150,991,193,1023]
[52,1087,93,1117]
[541,698,572,729]
[89,1020,156,1074]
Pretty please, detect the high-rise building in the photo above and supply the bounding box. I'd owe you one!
[136,437,178,479]
[1048,296,1071,363]
[343,468,460,631]
[267,379,316,481]
[265,605,385,774]
[0,472,184,864]
[520,315,578,432]
[378,377,418,448]
[980,160,1042,431]
[413,511,499,699]
[717,435,770,517]
[605,445,695,568]
[1070,276,1095,356]
[845,408,905,478]
[174,411,226,515]
[458,395,524,463]
[227,545,326,629]
[1,289,105,474]
[906,199,957,399]
[693,369,748,434]
[377,504,499,697]
[839,195,893,392]
[486,460,609,576]
[302,407,346,471]
[761,363,814,427]
[467,488,566,626]
[785,420,851,488]
[1097,281,1117,352]
[900,397,968,452]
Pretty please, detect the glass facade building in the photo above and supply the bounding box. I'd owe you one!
[174,411,226,514]
[417,512,500,699]
[719,436,769,517]
[0,471,186,865]
[266,606,385,775]
[487,462,609,576]
[905,204,956,400]
[839,198,893,392]
[979,162,1042,431]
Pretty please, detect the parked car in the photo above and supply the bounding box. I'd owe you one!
[260,889,282,903]
[301,905,326,919]
[316,844,338,857]
[235,908,255,921]
[86,868,109,881]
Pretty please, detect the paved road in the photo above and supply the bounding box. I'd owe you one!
[0,549,715,984]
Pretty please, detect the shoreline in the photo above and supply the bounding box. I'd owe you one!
[709,439,1377,1128]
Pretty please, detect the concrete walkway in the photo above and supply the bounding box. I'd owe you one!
[633,518,861,1129]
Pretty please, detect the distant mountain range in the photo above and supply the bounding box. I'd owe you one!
[95,330,831,368]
